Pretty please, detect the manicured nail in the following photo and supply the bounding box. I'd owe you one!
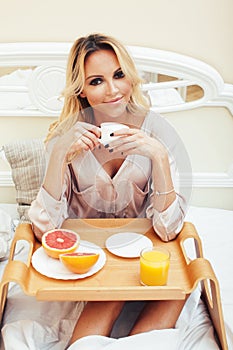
[104,144,109,148]
[121,152,124,155]
[109,149,113,153]
[110,132,114,136]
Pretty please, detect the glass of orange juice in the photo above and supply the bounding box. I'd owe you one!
[140,246,170,286]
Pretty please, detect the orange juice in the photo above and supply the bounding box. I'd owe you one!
[140,247,170,286]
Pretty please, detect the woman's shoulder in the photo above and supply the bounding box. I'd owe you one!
[44,135,59,156]
[142,110,165,133]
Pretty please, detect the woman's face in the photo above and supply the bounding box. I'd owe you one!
[80,49,132,119]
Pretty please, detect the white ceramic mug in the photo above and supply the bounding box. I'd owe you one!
[100,122,129,145]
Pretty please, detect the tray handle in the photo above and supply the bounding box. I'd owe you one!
[0,223,35,325]
[177,222,204,263]
[186,258,228,350]
[9,222,35,266]
[178,223,228,349]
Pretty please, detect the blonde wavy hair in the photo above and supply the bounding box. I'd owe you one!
[46,33,150,142]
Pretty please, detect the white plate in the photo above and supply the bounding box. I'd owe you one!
[105,232,153,258]
[31,240,106,280]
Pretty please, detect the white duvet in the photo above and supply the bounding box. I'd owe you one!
[0,205,233,350]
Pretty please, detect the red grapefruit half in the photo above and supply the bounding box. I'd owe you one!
[42,229,80,259]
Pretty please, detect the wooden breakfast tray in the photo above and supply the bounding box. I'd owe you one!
[0,218,228,349]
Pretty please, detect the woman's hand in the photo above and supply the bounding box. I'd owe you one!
[43,122,100,201]
[106,128,168,161]
[108,128,176,212]
[54,121,101,163]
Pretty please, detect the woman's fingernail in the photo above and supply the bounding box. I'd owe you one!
[109,149,113,153]
[110,132,114,136]
[104,144,109,148]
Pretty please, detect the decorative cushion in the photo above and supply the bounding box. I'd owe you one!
[3,138,46,220]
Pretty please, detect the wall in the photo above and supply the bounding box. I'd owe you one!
[165,108,233,210]
[0,0,232,82]
[0,0,232,209]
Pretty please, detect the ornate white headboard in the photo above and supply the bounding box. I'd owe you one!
[0,42,232,116]
[0,42,233,207]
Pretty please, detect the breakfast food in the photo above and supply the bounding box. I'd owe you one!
[60,252,100,274]
[42,229,80,259]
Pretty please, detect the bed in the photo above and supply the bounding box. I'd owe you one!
[0,42,232,350]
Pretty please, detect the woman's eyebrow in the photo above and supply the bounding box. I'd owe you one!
[85,67,122,81]
[114,67,122,73]
[85,74,103,81]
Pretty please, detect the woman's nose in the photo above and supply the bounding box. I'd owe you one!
[106,80,118,95]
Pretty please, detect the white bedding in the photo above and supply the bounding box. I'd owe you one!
[0,205,233,350]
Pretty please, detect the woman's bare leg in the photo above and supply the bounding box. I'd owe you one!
[69,301,125,345]
[129,298,187,335]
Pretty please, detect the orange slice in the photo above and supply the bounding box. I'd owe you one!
[42,229,80,259]
[60,252,100,274]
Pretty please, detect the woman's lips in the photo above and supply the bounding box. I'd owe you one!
[105,96,123,104]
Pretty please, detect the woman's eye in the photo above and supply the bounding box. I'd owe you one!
[114,70,125,79]
[90,78,102,86]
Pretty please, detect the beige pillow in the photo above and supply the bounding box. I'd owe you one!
[3,138,46,220]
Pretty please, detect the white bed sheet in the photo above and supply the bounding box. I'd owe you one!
[0,205,232,350]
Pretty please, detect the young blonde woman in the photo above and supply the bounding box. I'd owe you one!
[28,33,189,346]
